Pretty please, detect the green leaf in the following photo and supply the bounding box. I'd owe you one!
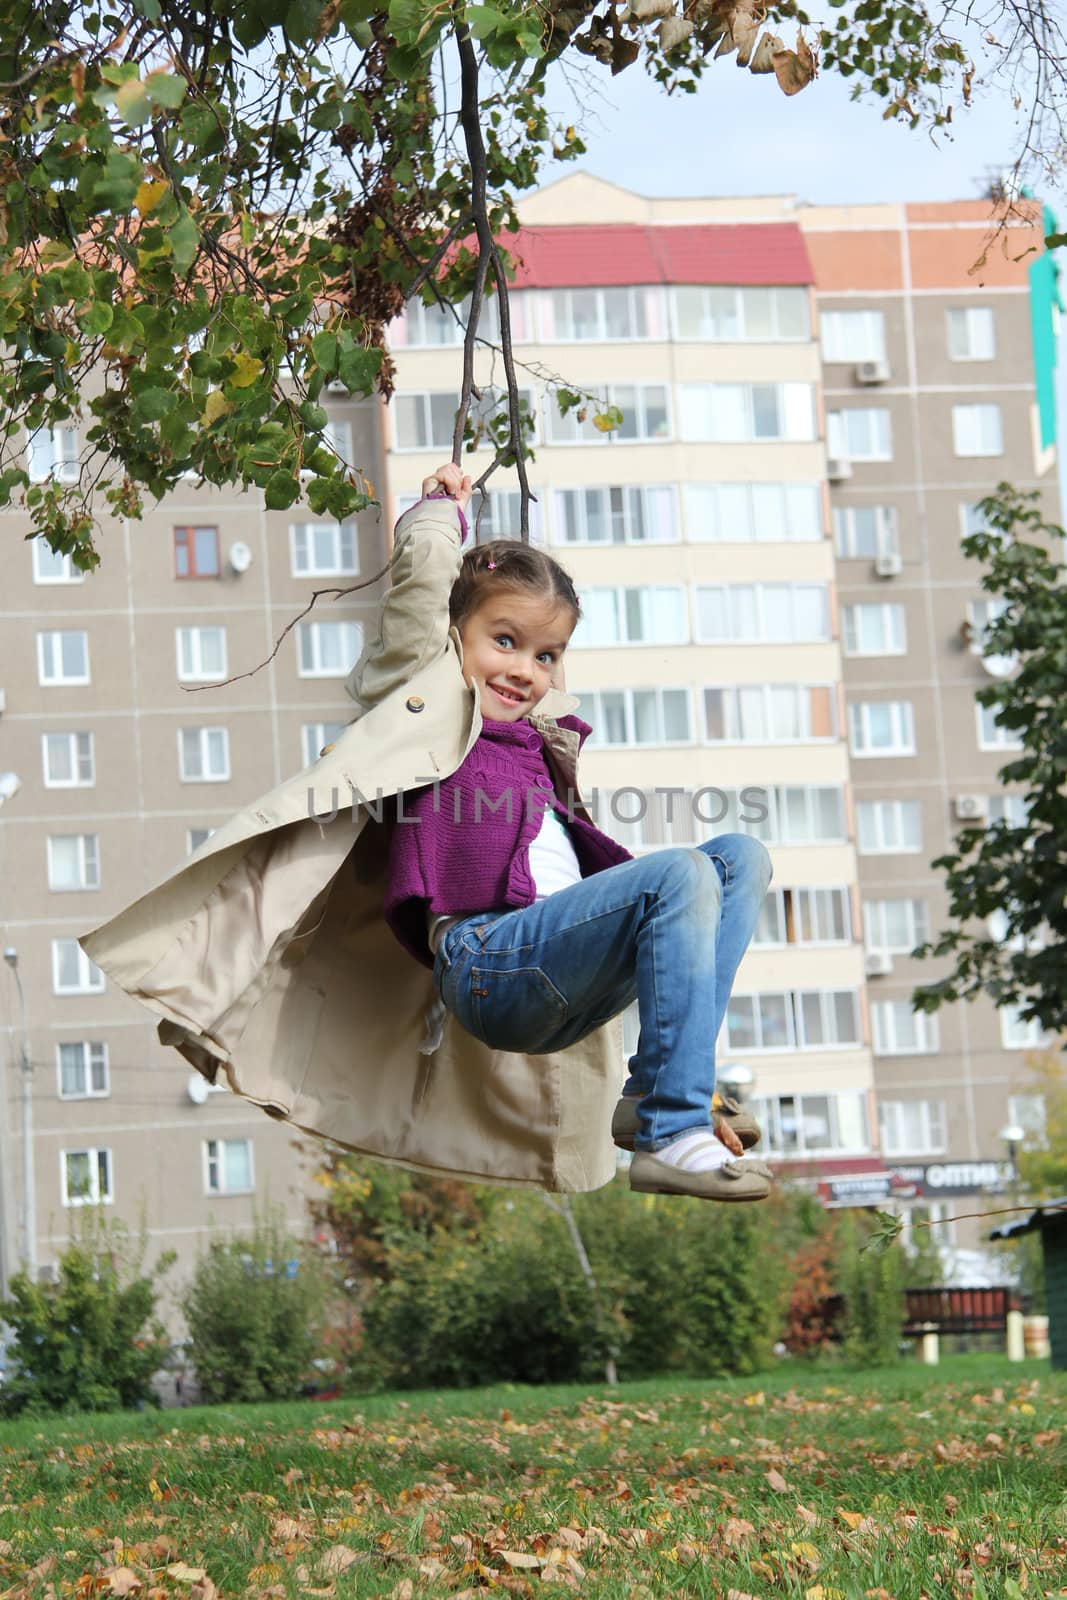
[80,302,114,335]
[133,387,176,422]
[264,469,301,510]
[336,343,381,393]
[310,331,339,375]
[115,77,151,125]
[144,71,188,110]
[168,211,200,275]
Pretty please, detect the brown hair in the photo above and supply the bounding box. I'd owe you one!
[448,539,581,631]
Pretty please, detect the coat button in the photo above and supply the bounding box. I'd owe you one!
[406,695,425,713]
[319,743,335,757]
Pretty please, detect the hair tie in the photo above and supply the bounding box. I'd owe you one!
[486,558,497,570]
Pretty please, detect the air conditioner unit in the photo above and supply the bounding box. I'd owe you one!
[874,550,903,578]
[954,793,988,822]
[865,951,894,977]
[856,359,890,385]
[827,456,853,482]
[37,1263,59,1285]
[326,379,349,395]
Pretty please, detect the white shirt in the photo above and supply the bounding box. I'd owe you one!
[528,807,582,900]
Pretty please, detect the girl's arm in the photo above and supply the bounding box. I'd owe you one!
[345,465,472,711]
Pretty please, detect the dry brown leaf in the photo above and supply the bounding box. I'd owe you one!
[748,31,781,72]
[500,1551,541,1570]
[0,1540,13,1557]
[796,1505,819,1527]
[271,1515,311,1543]
[165,1566,207,1585]
[388,1583,413,1600]
[318,1547,363,1576]
[838,1509,867,1530]
[766,1468,790,1492]
[772,31,816,94]
[101,1569,142,1596]
[723,1516,757,1546]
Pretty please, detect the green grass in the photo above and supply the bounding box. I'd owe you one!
[2,1356,1066,1598]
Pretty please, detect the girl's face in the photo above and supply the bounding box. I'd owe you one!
[459,588,577,722]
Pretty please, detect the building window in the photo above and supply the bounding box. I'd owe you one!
[863,898,929,955]
[1007,1092,1047,1144]
[62,1148,113,1206]
[47,834,100,892]
[848,701,916,758]
[57,1041,109,1099]
[685,482,822,543]
[598,785,845,852]
[724,990,860,1052]
[393,291,510,348]
[704,684,836,743]
[827,408,892,461]
[833,504,898,560]
[752,1091,869,1158]
[176,626,228,682]
[960,501,1009,544]
[467,487,546,545]
[31,540,84,584]
[679,383,815,443]
[819,309,886,363]
[878,1099,947,1156]
[976,702,1023,752]
[673,285,809,342]
[842,603,907,656]
[573,586,686,647]
[546,384,670,445]
[187,827,216,854]
[42,731,94,788]
[174,526,220,578]
[552,485,678,545]
[27,425,79,483]
[179,727,231,782]
[576,688,692,747]
[541,286,662,342]
[301,721,347,766]
[695,583,830,644]
[37,630,89,686]
[297,619,362,677]
[204,1137,254,1195]
[752,886,852,946]
[290,522,358,577]
[872,1000,939,1055]
[394,388,534,452]
[52,939,105,995]
[988,793,1029,828]
[952,404,1003,457]
[1000,1005,1046,1051]
[322,419,355,469]
[947,306,995,361]
[856,799,923,854]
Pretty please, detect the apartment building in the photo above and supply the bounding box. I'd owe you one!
[384,180,877,1198]
[800,200,1061,1247]
[0,400,384,1293]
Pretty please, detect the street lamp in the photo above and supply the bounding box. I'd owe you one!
[718,1062,755,1103]
[3,950,35,1278]
[1000,1121,1026,1185]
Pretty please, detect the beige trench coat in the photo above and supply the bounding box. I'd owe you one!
[81,500,622,1192]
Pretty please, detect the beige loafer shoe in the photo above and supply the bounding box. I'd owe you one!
[612,1093,762,1153]
[629,1150,773,1202]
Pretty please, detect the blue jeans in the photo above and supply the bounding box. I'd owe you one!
[434,833,772,1151]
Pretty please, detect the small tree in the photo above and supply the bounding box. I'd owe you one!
[1015,1049,1067,1198]
[183,1208,328,1403]
[0,1212,172,1416]
[839,1211,905,1368]
[914,486,1067,1038]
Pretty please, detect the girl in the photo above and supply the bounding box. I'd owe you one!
[400,463,774,1202]
[81,465,771,1201]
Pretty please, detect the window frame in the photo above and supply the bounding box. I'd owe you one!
[952,403,1004,458]
[52,939,106,996]
[203,1136,255,1196]
[47,833,101,892]
[751,1090,870,1159]
[296,618,363,678]
[289,522,359,578]
[833,504,898,560]
[703,683,838,744]
[819,308,887,363]
[679,381,815,444]
[848,700,917,758]
[863,897,929,955]
[187,827,216,855]
[545,383,672,447]
[826,407,893,462]
[31,540,84,584]
[877,1098,948,1156]
[41,730,95,789]
[575,687,694,749]
[541,285,659,343]
[694,582,830,645]
[684,481,823,544]
[178,726,231,784]
[27,424,80,484]
[173,525,221,580]
[37,629,90,687]
[976,702,1023,753]
[61,1147,113,1207]
[672,285,810,343]
[176,625,228,684]
[871,1000,940,1055]
[57,1040,110,1100]
[571,585,688,648]
[946,306,996,362]
[842,602,907,657]
[856,799,923,855]
[551,484,679,546]
[301,721,348,767]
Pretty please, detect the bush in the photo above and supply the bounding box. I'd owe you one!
[0,1213,172,1417]
[183,1209,330,1403]
[839,1212,905,1367]
[349,1177,795,1390]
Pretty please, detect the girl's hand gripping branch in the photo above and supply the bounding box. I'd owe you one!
[422,462,473,511]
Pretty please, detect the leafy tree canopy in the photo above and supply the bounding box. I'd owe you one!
[0,0,1061,565]
[914,487,1067,1040]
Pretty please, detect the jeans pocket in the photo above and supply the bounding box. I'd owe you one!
[470,964,569,1054]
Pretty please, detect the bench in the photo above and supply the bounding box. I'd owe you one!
[902,1286,1013,1338]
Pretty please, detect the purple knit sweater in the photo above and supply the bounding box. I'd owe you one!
[384,715,632,967]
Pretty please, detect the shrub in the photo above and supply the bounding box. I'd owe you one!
[183,1208,329,1403]
[0,1213,172,1417]
[782,1218,843,1356]
[839,1211,905,1367]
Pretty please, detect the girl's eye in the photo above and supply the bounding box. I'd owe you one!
[493,634,514,649]
[536,652,555,666]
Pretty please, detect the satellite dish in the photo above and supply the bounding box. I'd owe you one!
[186,1072,210,1105]
[980,651,1018,680]
[229,540,253,574]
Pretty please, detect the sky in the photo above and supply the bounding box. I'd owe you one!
[549,47,1055,211]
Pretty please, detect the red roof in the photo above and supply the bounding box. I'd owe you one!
[503,222,813,289]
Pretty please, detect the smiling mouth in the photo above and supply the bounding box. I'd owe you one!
[489,683,527,706]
